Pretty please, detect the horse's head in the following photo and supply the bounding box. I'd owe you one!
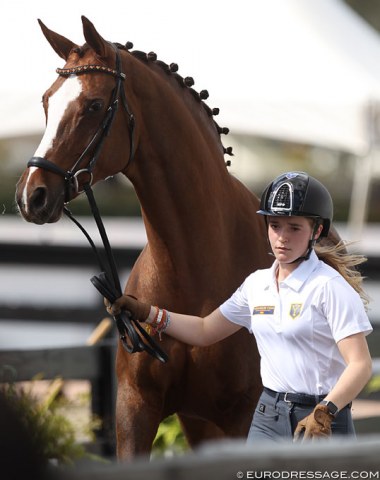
[16,16,134,224]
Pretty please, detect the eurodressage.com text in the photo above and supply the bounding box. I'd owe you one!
[236,471,380,479]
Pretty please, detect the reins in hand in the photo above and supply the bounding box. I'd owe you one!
[64,183,168,363]
[27,42,167,363]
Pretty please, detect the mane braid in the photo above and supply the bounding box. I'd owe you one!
[155,59,171,74]
[128,46,233,162]
[131,50,148,62]
[189,87,202,102]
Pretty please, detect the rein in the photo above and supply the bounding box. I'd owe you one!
[27,44,168,363]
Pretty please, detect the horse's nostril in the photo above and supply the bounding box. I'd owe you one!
[30,186,47,210]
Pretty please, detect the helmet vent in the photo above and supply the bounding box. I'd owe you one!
[271,183,293,212]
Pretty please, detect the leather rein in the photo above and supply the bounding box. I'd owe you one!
[27,44,168,363]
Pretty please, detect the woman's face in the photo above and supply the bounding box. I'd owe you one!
[267,216,321,266]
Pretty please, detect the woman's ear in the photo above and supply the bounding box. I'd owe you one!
[314,223,324,240]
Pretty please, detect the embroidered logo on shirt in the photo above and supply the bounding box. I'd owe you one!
[253,306,275,315]
[289,303,302,319]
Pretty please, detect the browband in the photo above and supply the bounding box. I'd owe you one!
[56,64,126,79]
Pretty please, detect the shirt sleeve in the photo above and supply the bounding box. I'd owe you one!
[219,276,253,332]
[322,276,373,343]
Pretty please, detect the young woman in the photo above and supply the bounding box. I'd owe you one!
[106,171,373,442]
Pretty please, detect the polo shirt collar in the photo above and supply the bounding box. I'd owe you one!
[267,250,320,292]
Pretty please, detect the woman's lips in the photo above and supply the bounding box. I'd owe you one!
[276,246,290,252]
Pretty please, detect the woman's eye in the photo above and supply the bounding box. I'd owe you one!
[88,101,103,113]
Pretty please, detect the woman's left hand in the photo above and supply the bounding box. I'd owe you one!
[104,294,151,321]
[294,404,333,441]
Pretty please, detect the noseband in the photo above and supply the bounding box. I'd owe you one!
[26,44,168,363]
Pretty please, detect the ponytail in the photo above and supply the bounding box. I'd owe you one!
[315,241,370,309]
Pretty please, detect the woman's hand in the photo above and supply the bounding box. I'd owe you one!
[294,404,333,441]
[104,294,151,321]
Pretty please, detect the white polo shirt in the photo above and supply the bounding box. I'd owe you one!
[219,250,372,395]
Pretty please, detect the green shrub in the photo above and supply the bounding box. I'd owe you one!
[0,371,102,467]
[366,374,380,394]
[152,414,189,457]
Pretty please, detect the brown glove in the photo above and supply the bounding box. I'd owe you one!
[104,294,151,322]
[294,404,334,441]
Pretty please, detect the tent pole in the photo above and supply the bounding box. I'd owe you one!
[347,151,374,241]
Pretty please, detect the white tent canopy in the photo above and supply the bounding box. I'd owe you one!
[220,0,380,155]
[1,0,380,236]
[2,0,380,155]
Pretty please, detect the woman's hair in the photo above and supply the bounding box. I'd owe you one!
[315,241,370,309]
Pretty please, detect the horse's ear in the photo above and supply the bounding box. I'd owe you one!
[81,16,112,59]
[82,15,109,58]
[38,19,77,61]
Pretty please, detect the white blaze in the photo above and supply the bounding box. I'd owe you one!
[35,76,82,157]
[22,76,82,210]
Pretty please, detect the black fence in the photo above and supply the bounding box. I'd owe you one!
[0,341,117,456]
[1,242,379,458]
[0,242,379,324]
[0,242,140,323]
[0,242,132,456]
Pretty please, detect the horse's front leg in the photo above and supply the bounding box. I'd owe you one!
[115,354,164,460]
[115,379,161,460]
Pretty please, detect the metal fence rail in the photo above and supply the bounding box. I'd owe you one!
[64,437,380,479]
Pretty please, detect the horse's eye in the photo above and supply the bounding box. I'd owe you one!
[88,101,103,113]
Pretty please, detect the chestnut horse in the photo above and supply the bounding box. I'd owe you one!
[15,17,338,459]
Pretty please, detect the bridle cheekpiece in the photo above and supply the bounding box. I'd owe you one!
[25,45,167,362]
[27,44,135,202]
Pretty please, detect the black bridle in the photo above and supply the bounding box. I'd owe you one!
[27,44,168,363]
[28,45,135,200]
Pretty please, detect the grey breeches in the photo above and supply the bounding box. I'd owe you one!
[248,388,355,443]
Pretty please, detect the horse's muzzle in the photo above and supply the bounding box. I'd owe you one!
[15,174,65,225]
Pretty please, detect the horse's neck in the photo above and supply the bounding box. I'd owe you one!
[132,145,233,266]
[123,58,254,283]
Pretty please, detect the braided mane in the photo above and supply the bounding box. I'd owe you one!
[114,42,233,164]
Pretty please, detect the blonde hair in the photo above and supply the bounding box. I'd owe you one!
[315,241,370,309]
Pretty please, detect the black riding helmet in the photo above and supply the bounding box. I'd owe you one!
[257,171,333,261]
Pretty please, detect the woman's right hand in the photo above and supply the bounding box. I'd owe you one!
[104,294,151,321]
